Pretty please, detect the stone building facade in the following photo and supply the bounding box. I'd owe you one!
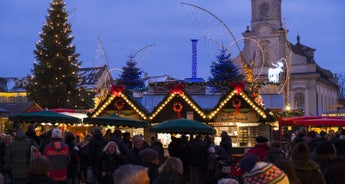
[237,0,338,116]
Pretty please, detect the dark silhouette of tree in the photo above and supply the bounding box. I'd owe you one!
[26,0,87,108]
[116,58,145,92]
[208,47,244,91]
[338,73,345,100]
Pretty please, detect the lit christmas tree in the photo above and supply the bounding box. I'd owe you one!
[116,57,145,92]
[26,0,86,108]
[208,47,244,91]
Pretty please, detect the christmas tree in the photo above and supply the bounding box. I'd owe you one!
[208,47,244,91]
[26,0,85,108]
[116,57,145,92]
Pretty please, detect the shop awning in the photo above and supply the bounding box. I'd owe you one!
[294,118,345,126]
[149,118,216,134]
[279,116,344,126]
[83,115,148,128]
[9,110,82,124]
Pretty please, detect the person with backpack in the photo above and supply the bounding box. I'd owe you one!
[42,128,70,184]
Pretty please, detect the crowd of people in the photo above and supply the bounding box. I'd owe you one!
[239,128,345,184]
[0,125,345,184]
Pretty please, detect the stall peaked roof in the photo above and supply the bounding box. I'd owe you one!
[91,86,274,123]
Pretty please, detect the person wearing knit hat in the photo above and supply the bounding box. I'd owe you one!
[43,128,70,182]
[313,141,345,184]
[51,128,63,139]
[290,142,326,184]
[239,154,289,184]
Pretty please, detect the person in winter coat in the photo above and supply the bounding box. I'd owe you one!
[245,136,269,161]
[125,135,149,165]
[96,141,124,184]
[79,134,91,184]
[87,127,107,184]
[64,132,80,184]
[25,156,58,184]
[290,142,325,184]
[219,131,232,157]
[208,142,232,183]
[313,141,345,184]
[153,156,185,184]
[239,154,289,184]
[264,141,287,163]
[42,128,70,183]
[0,134,12,184]
[5,129,37,184]
[185,135,209,184]
[138,148,159,183]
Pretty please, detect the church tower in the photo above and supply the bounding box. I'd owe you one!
[238,0,339,116]
[241,0,287,69]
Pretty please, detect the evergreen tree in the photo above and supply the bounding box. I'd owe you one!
[208,47,244,90]
[116,58,145,92]
[26,0,85,108]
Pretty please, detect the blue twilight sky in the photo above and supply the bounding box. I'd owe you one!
[1,0,345,80]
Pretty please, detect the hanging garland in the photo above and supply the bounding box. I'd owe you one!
[231,98,241,113]
[173,102,183,119]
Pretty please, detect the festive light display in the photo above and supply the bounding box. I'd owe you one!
[91,82,269,122]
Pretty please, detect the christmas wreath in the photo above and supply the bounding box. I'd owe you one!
[173,102,183,118]
[114,99,125,113]
[231,98,241,113]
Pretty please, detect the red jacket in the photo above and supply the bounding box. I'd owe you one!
[43,139,70,181]
[245,143,269,161]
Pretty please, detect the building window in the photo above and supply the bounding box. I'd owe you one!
[259,3,269,20]
[8,97,15,103]
[294,92,304,111]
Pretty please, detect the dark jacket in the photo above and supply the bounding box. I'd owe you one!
[185,137,208,169]
[291,160,326,184]
[335,137,345,156]
[125,144,149,165]
[153,171,185,184]
[87,133,107,168]
[25,174,58,184]
[141,162,159,184]
[5,131,33,180]
[263,148,287,163]
[65,140,80,178]
[220,135,232,156]
[96,151,124,184]
[316,156,345,184]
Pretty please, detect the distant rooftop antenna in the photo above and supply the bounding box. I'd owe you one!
[191,39,198,78]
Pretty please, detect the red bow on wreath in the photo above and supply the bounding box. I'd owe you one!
[231,82,245,94]
[169,83,185,95]
[111,84,125,96]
